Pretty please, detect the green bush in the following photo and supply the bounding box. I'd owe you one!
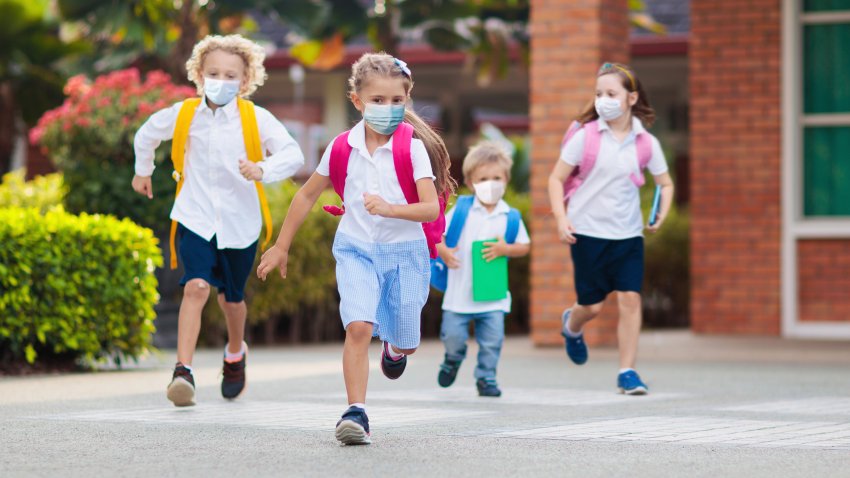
[0,170,66,213]
[0,207,162,366]
[202,180,342,343]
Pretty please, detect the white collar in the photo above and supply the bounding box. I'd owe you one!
[596,116,646,135]
[348,120,394,155]
[197,96,240,120]
[471,197,510,215]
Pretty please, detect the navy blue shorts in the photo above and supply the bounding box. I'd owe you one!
[178,224,258,303]
[570,234,643,306]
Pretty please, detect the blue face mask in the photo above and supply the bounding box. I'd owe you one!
[363,103,405,135]
[204,77,241,106]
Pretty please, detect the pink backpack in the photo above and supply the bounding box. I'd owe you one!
[561,120,653,204]
[322,122,447,259]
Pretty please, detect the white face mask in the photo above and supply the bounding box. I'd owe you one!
[473,180,506,205]
[204,77,241,106]
[595,96,624,121]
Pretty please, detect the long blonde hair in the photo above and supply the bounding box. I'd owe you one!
[348,52,456,198]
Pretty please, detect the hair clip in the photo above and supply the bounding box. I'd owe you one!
[393,58,412,78]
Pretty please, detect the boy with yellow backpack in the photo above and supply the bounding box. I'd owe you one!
[132,34,305,407]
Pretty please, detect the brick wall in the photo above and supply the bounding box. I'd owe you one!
[689,0,782,335]
[529,0,630,346]
[798,240,850,322]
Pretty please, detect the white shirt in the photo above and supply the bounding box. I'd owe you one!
[441,198,530,314]
[316,120,435,244]
[559,117,668,240]
[134,98,305,249]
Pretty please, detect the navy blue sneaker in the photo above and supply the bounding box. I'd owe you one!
[560,309,588,365]
[617,370,648,395]
[476,378,502,397]
[438,357,461,388]
[335,406,371,445]
[381,341,407,380]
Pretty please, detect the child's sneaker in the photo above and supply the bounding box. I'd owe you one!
[167,363,196,407]
[438,357,462,388]
[617,370,648,395]
[221,344,247,400]
[335,406,371,445]
[476,378,502,397]
[380,341,407,380]
[560,309,588,365]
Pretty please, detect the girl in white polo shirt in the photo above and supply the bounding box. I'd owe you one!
[257,53,455,445]
[547,62,675,395]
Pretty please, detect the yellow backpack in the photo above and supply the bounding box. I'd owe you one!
[168,97,273,269]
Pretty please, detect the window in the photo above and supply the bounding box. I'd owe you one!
[801,1,850,216]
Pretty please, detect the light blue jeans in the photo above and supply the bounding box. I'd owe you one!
[440,310,505,381]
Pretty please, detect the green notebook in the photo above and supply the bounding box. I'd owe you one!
[472,239,509,302]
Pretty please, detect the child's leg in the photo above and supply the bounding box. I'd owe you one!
[217,293,246,354]
[565,301,604,334]
[472,311,505,381]
[441,311,472,363]
[176,279,211,365]
[616,291,642,369]
[343,321,374,405]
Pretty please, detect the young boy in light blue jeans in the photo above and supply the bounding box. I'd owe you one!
[435,142,530,397]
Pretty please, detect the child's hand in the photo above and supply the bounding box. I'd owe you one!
[646,215,665,234]
[257,245,288,281]
[239,159,263,181]
[556,217,577,244]
[131,175,153,199]
[363,193,394,217]
[482,237,510,262]
[439,246,461,269]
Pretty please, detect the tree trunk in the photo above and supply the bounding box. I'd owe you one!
[167,1,201,83]
[0,83,18,175]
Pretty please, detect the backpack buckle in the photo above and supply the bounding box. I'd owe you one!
[172,171,182,182]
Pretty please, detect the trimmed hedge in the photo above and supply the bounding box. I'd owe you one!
[0,170,65,213]
[0,208,162,366]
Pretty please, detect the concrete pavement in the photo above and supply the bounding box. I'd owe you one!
[2,332,850,477]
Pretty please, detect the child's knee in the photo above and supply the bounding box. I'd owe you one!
[345,321,374,342]
[618,292,641,312]
[183,279,210,302]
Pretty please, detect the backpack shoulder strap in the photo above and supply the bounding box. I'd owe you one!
[445,195,474,248]
[170,98,202,178]
[236,98,274,251]
[505,208,522,244]
[630,132,654,187]
[328,131,353,199]
[577,120,602,180]
[392,122,418,204]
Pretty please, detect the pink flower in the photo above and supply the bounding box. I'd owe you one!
[64,75,91,98]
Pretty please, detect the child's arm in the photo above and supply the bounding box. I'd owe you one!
[482,219,531,262]
[646,172,675,233]
[257,171,331,280]
[243,108,305,183]
[131,103,181,199]
[363,178,440,223]
[548,160,577,244]
[436,240,461,268]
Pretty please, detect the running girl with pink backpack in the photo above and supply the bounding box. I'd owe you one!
[547,62,675,395]
[257,52,455,445]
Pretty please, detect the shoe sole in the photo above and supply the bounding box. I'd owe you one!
[167,378,196,407]
[619,386,648,396]
[335,421,372,445]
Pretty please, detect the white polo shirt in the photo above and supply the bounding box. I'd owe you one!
[134,98,305,249]
[559,117,668,240]
[316,120,435,244]
[441,198,530,314]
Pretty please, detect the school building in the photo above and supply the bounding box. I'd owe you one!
[529,0,850,345]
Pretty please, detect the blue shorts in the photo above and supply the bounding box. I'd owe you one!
[332,232,430,350]
[178,224,257,303]
[570,234,643,306]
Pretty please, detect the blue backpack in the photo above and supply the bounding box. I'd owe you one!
[430,195,522,292]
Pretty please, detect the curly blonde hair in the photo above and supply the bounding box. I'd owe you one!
[185,34,267,97]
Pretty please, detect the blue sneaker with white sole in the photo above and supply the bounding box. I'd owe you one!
[335,406,371,445]
[617,370,648,395]
[560,309,588,365]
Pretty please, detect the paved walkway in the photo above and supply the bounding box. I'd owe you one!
[2,332,850,477]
